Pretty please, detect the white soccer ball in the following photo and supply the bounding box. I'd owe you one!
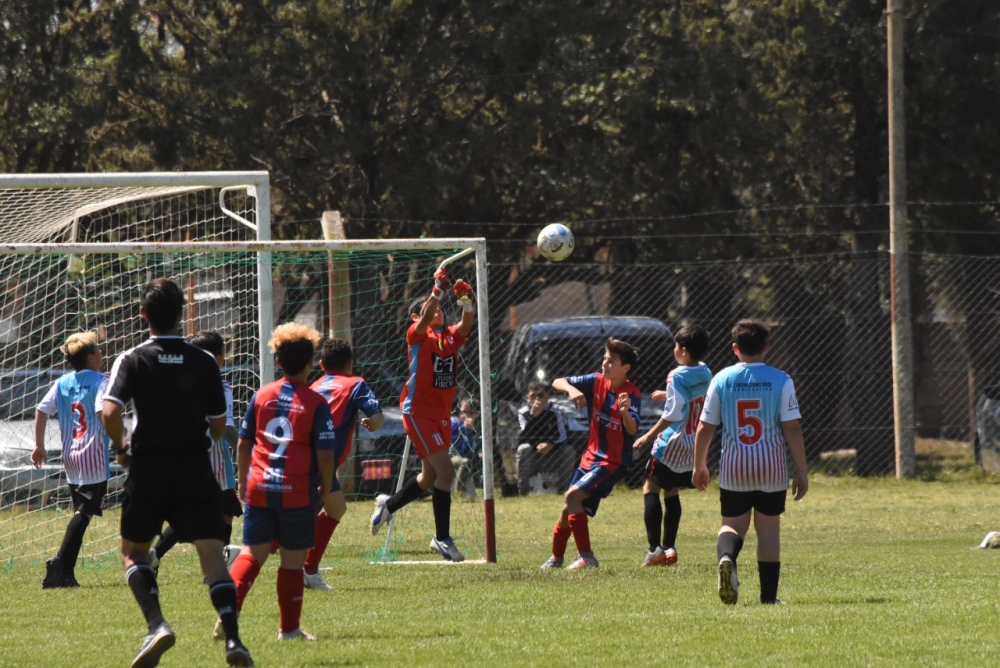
[537,223,575,262]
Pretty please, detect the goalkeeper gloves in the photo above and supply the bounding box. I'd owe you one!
[454,280,475,313]
[432,267,450,300]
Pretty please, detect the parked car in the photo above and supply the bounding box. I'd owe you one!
[494,316,675,489]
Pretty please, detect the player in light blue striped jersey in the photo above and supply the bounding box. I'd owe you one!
[632,325,712,568]
[32,331,110,588]
[693,319,808,605]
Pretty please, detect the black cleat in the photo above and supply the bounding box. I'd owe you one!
[225,638,254,667]
[42,557,64,589]
[132,622,175,668]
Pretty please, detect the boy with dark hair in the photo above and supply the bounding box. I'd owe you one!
[515,380,572,495]
[32,331,109,588]
[543,338,641,569]
[102,278,252,667]
[370,267,475,562]
[693,319,808,605]
[632,325,712,567]
[229,323,337,640]
[302,336,383,590]
[149,330,243,575]
[450,397,481,500]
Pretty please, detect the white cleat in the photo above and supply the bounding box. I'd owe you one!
[429,536,465,562]
[277,628,317,641]
[566,552,599,570]
[303,570,332,591]
[369,494,392,535]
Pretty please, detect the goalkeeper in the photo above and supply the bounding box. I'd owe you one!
[370,266,475,562]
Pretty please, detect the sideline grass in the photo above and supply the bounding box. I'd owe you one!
[2,474,1000,667]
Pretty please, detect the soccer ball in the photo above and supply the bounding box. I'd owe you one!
[537,223,575,262]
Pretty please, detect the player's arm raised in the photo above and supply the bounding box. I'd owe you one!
[454,279,475,338]
[552,377,585,409]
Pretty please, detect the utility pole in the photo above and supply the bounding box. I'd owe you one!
[888,0,916,477]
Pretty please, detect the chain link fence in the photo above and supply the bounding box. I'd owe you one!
[482,246,1000,481]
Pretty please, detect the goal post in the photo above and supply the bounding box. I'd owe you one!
[0,234,495,567]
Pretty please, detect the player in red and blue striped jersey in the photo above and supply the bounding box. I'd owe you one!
[302,337,384,590]
[230,323,337,641]
[543,338,641,570]
[369,267,475,562]
[32,331,110,588]
[693,319,808,606]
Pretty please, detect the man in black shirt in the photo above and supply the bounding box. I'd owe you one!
[515,381,574,495]
[103,278,252,668]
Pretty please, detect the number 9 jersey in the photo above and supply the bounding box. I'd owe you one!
[699,362,801,493]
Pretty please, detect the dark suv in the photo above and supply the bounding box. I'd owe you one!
[494,316,675,488]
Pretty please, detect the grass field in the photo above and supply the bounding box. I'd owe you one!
[2,445,1000,667]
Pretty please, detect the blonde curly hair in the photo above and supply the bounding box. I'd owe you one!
[268,323,322,376]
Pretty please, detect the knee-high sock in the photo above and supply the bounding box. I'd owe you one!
[153,525,180,560]
[126,563,164,631]
[551,523,572,560]
[57,513,90,572]
[304,513,339,574]
[229,553,262,611]
[432,487,451,539]
[209,579,240,641]
[663,495,682,550]
[759,561,781,602]
[568,512,592,554]
[277,567,304,634]
[643,493,662,551]
[717,532,744,562]
[387,476,425,513]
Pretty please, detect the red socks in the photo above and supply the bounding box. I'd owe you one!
[552,523,572,559]
[229,553,262,611]
[568,512,591,554]
[277,567,304,634]
[304,514,340,574]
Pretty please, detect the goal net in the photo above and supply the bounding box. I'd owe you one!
[0,173,495,573]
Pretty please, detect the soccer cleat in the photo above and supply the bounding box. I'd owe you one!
[429,536,465,562]
[664,547,678,566]
[303,570,332,591]
[147,547,160,576]
[277,628,317,641]
[760,597,784,605]
[540,556,564,569]
[566,553,599,570]
[225,638,254,667]
[222,544,241,570]
[42,557,65,589]
[131,621,175,668]
[641,546,668,567]
[213,617,225,641]
[718,556,739,605]
[369,494,392,535]
[60,572,81,587]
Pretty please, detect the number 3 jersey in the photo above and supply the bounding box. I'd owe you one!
[700,362,801,493]
[400,323,466,423]
[36,369,110,485]
[652,363,713,472]
[240,378,337,509]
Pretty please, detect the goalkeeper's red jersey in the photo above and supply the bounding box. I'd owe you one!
[399,323,466,423]
[239,378,336,509]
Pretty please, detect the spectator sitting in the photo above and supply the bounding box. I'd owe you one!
[451,398,480,500]
[516,381,573,495]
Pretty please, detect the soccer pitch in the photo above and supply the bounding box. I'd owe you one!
[2,475,998,667]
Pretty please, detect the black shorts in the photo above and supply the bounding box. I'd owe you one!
[120,456,227,545]
[646,459,695,491]
[69,481,107,516]
[220,487,243,519]
[719,488,787,518]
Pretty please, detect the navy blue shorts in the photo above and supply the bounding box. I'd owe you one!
[242,503,316,551]
[570,463,624,517]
